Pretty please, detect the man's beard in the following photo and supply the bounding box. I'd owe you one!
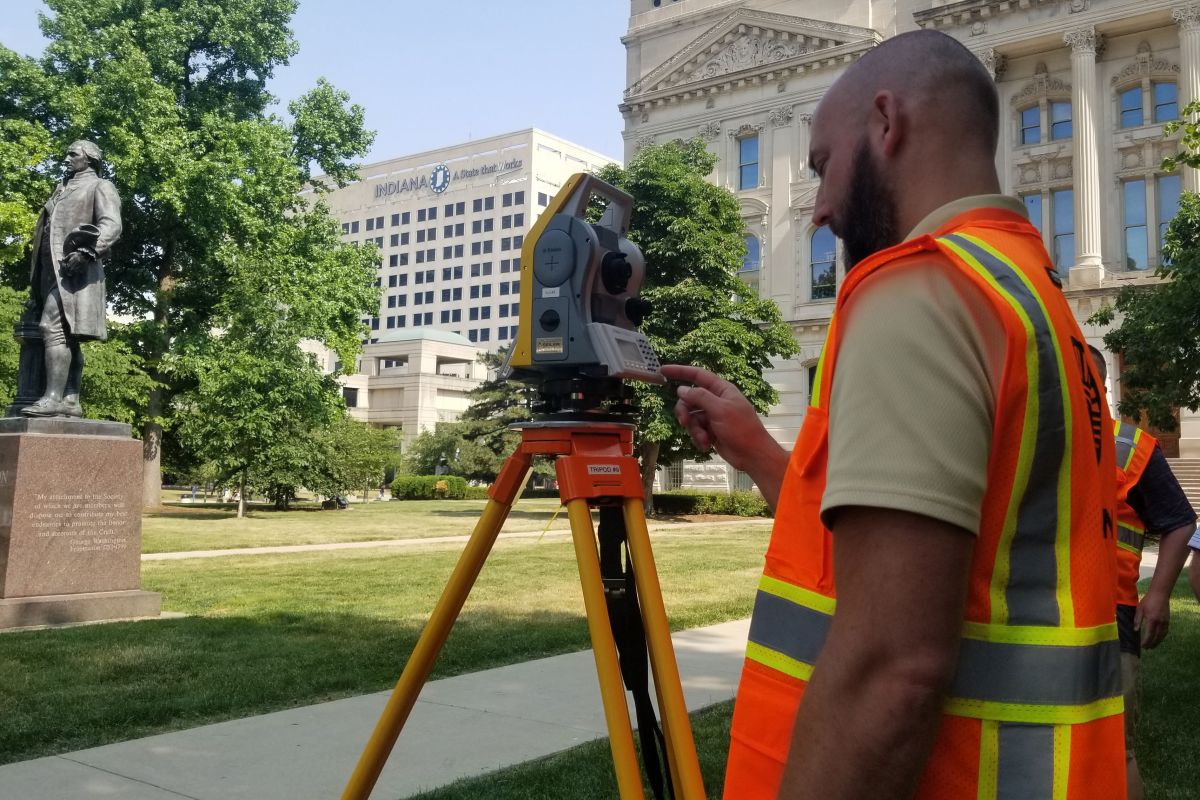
[837,138,899,271]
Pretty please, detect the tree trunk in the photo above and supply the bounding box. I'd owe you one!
[640,440,661,516]
[142,407,163,508]
[237,469,247,519]
[141,255,173,508]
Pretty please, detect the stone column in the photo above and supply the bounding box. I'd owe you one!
[769,105,794,304]
[796,113,813,181]
[1065,27,1105,286]
[1174,5,1200,192]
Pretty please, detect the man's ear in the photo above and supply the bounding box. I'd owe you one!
[872,90,904,158]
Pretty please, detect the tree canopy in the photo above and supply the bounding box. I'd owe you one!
[0,0,379,504]
[596,140,798,499]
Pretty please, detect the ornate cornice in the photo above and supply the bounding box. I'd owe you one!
[1110,44,1180,87]
[698,121,722,142]
[623,7,878,105]
[1173,5,1200,32]
[914,0,1055,30]
[729,123,765,140]
[1010,63,1071,107]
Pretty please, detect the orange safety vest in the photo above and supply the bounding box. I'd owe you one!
[724,209,1125,799]
[1113,420,1157,606]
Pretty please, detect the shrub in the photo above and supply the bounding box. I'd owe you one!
[391,475,467,500]
[652,490,770,517]
[464,485,491,500]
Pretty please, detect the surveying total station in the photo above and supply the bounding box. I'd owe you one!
[340,174,707,800]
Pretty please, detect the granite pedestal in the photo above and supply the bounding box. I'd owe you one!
[0,417,160,630]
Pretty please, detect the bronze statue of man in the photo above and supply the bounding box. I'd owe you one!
[23,140,122,418]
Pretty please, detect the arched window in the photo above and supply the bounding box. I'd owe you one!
[810,226,836,300]
[741,235,761,272]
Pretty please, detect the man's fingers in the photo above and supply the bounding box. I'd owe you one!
[661,364,733,396]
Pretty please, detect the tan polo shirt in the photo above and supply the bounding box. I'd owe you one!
[819,195,1029,534]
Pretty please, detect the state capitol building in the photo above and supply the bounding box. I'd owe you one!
[322,0,1200,466]
[623,0,1200,470]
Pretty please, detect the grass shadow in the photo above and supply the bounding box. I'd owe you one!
[0,607,590,765]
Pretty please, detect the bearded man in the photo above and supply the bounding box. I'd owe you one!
[664,30,1124,800]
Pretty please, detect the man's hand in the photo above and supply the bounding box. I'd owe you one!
[659,364,789,507]
[61,250,87,278]
[1141,522,1196,649]
[1136,590,1170,649]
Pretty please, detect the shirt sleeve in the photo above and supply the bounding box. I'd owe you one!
[820,258,1006,534]
[1126,446,1197,536]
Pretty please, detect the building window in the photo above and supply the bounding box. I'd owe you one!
[417,229,425,243]
[453,266,463,280]
[366,218,375,231]
[1051,188,1074,274]
[417,209,426,223]
[428,207,437,220]
[472,220,481,234]
[741,235,761,273]
[1123,179,1149,270]
[452,287,462,300]
[513,235,523,248]
[390,234,399,247]
[452,309,461,322]
[445,203,454,217]
[455,223,464,236]
[391,213,400,226]
[806,365,817,407]
[443,246,453,259]
[398,274,408,287]
[810,226,836,301]
[500,282,509,295]
[456,202,465,215]
[1157,173,1182,257]
[469,329,478,342]
[444,225,453,238]
[1154,82,1179,123]
[501,237,511,251]
[1049,101,1072,140]
[538,192,548,206]
[485,197,494,210]
[389,254,398,268]
[514,212,524,227]
[401,232,409,245]
[416,251,424,264]
[473,198,482,212]
[738,135,759,190]
[399,253,408,266]
[402,212,410,225]
[442,268,451,281]
[480,328,490,342]
[350,220,359,233]
[503,193,512,207]
[482,285,492,298]
[341,222,349,234]
[441,310,450,323]
[470,285,479,299]
[1022,193,1043,234]
[1119,87,1143,128]
[342,387,358,408]
[388,274,397,287]
[502,215,511,229]
[470,307,479,320]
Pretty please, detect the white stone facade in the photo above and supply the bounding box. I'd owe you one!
[304,330,487,447]
[624,0,1200,465]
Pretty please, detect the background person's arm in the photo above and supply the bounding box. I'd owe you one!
[779,506,974,800]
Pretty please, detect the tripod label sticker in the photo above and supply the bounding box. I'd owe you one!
[587,464,622,475]
[535,338,564,354]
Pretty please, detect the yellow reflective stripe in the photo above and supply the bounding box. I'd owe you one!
[959,233,1076,629]
[758,574,837,615]
[939,236,1041,627]
[1053,725,1070,800]
[1117,539,1141,556]
[978,720,999,800]
[942,694,1123,725]
[810,326,832,409]
[744,641,813,681]
[960,620,1117,647]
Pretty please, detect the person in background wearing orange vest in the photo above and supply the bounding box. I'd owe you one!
[662,29,1124,800]
[1088,346,1196,800]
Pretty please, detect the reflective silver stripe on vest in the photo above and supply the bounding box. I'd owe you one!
[942,235,1068,628]
[748,588,1121,707]
[998,723,1054,800]
[1117,524,1145,552]
[1114,422,1138,471]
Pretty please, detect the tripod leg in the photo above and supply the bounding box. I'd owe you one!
[565,498,646,800]
[623,498,707,800]
[341,452,532,800]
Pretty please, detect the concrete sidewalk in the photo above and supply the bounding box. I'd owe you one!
[0,619,750,800]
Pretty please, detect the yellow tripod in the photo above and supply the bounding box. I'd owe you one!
[341,419,707,800]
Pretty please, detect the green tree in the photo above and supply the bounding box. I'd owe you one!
[310,416,401,501]
[1094,100,1200,429]
[595,140,798,507]
[402,425,498,484]
[1,0,377,505]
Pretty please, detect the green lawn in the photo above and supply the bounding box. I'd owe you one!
[141,498,575,553]
[412,580,1200,800]
[0,524,769,764]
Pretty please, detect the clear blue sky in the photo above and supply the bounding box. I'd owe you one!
[1,0,630,162]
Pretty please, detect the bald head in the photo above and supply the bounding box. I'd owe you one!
[820,30,999,156]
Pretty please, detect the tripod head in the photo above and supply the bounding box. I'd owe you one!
[503,174,664,416]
